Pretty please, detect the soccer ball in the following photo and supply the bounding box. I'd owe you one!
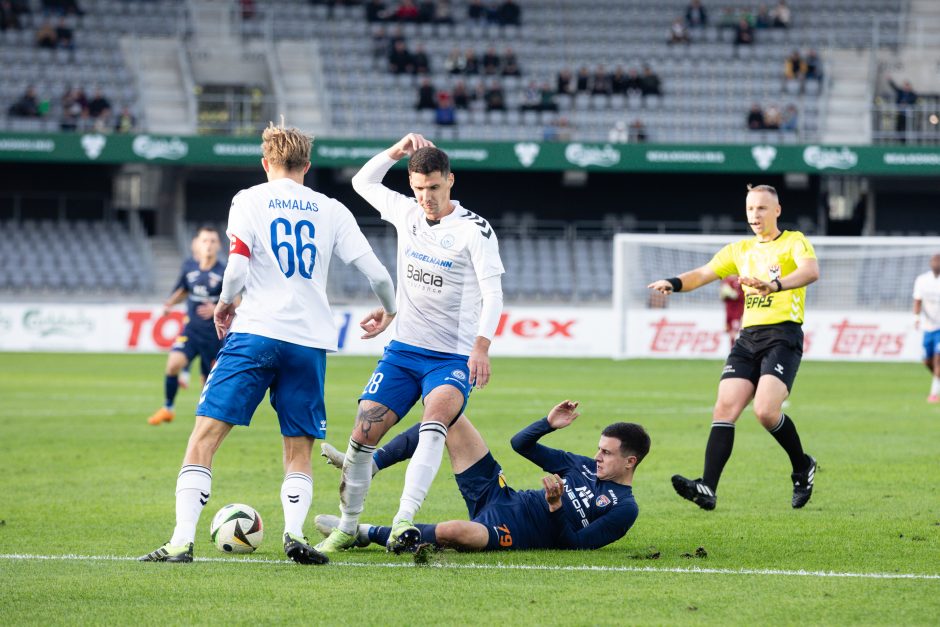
[210,503,264,553]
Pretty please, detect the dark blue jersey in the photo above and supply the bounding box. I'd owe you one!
[173,258,225,339]
[505,418,638,550]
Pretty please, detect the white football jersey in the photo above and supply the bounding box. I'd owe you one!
[226,177,373,350]
[913,270,940,332]
[355,154,504,356]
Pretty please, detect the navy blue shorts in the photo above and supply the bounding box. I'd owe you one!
[196,332,327,438]
[456,453,533,551]
[359,340,471,422]
[171,326,222,377]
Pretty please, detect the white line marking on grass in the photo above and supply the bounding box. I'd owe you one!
[1,553,938,580]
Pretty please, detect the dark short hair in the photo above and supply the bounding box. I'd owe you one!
[602,422,651,466]
[408,147,450,177]
[747,183,778,199]
[196,224,219,237]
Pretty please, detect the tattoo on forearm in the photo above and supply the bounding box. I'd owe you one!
[355,405,390,437]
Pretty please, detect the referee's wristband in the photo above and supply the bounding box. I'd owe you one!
[772,278,783,292]
[666,277,683,292]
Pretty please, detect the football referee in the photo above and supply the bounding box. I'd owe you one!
[648,184,819,510]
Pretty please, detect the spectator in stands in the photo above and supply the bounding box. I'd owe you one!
[718,6,737,32]
[734,18,754,47]
[763,104,781,130]
[592,65,612,95]
[668,18,690,45]
[496,0,520,26]
[467,0,486,24]
[388,25,405,49]
[371,27,388,67]
[626,68,643,96]
[433,1,453,24]
[1,0,23,30]
[54,16,73,51]
[887,75,918,140]
[366,0,388,23]
[445,47,465,74]
[771,0,790,28]
[36,19,57,48]
[640,65,661,97]
[501,47,520,76]
[685,0,707,28]
[538,83,558,112]
[59,85,86,130]
[805,49,823,81]
[240,0,256,20]
[556,68,574,95]
[42,0,83,16]
[463,47,479,74]
[754,4,772,28]
[629,118,648,143]
[781,104,798,133]
[484,81,506,111]
[482,45,501,75]
[412,43,430,74]
[520,81,541,112]
[93,106,112,133]
[393,0,420,22]
[576,66,591,93]
[452,80,472,109]
[608,120,628,143]
[417,1,435,22]
[783,49,806,81]
[114,105,136,133]
[7,85,42,118]
[747,103,765,130]
[388,39,413,74]
[435,91,456,126]
[88,87,111,120]
[610,66,629,94]
[416,78,436,110]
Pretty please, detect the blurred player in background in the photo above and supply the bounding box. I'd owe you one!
[316,133,504,554]
[649,184,819,510]
[912,253,940,403]
[315,401,648,554]
[720,274,745,349]
[146,226,224,426]
[140,121,397,565]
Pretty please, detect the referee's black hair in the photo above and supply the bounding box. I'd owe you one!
[602,422,651,465]
[408,147,451,177]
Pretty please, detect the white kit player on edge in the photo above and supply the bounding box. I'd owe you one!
[913,253,940,403]
[140,122,397,565]
[316,133,505,554]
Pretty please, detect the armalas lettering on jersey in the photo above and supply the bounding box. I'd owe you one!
[830,319,904,357]
[648,317,723,354]
[267,198,319,212]
[494,313,575,338]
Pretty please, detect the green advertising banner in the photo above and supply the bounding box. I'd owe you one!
[1,132,939,175]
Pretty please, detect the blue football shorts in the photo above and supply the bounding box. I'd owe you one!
[359,340,471,422]
[923,329,940,361]
[196,332,327,438]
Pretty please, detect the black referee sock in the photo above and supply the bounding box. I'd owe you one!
[702,422,735,491]
[769,414,809,473]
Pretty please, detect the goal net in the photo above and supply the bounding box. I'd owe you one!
[613,234,940,361]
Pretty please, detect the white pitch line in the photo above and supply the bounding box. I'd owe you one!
[0,553,938,581]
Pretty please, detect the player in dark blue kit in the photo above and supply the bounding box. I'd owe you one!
[147,226,226,426]
[316,400,650,552]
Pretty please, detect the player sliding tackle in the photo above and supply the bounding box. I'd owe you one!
[649,184,819,511]
[317,401,650,553]
[316,133,505,553]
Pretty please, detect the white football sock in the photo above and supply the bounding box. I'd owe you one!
[281,472,313,538]
[170,464,211,546]
[338,439,376,535]
[931,376,940,396]
[394,421,448,524]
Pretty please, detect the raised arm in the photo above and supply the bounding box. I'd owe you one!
[351,133,435,219]
[510,401,584,473]
[648,264,720,295]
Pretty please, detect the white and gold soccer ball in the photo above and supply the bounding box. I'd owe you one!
[210,504,264,553]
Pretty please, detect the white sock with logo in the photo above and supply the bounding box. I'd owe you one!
[170,464,211,546]
[281,472,313,538]
[394,421,448,524]
[931,376,940,397]
[338,439,376,535]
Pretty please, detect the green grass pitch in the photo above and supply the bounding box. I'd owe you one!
[1,352,938,625]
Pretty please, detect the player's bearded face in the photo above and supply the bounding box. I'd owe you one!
[409,171,454,219]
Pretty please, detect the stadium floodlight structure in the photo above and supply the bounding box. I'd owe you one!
[613,234,940,360]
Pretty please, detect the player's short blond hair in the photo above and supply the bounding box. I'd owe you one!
[261,118,312,171]
[747,183,778,199]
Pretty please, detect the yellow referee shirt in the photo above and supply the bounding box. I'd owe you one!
[707,231,816,327]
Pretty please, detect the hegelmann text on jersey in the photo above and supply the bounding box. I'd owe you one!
[407,247,454,269]
[268,198,319,212]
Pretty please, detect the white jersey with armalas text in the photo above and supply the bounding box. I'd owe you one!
[226,177,373,351]
[354,154,504,356]
[913,270,940,333]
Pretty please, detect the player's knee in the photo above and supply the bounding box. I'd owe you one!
[753,402,782,427]
[712,400,741,421]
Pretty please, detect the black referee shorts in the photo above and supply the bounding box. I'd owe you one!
[720,322,804,391]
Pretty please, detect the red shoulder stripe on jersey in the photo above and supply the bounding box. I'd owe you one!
[229,235,250,258]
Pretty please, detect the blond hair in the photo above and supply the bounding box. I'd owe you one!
[747,183,778,199]
[261,117,312,171]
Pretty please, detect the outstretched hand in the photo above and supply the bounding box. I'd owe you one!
[739,275,776,296]
[388,133,436,160]
[547,400,580,429]
[647,279,676,295]
[360,307,396,339]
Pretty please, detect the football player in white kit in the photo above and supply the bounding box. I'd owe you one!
[316,133,505,553]
[913,253,940,403]
[140,122,397,565]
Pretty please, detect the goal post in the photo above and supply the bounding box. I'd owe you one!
[613,233,940,361]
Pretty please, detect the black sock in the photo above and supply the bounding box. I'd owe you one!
[164,374,179,408]
[769,414,808,473]
[702,422,735,491]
